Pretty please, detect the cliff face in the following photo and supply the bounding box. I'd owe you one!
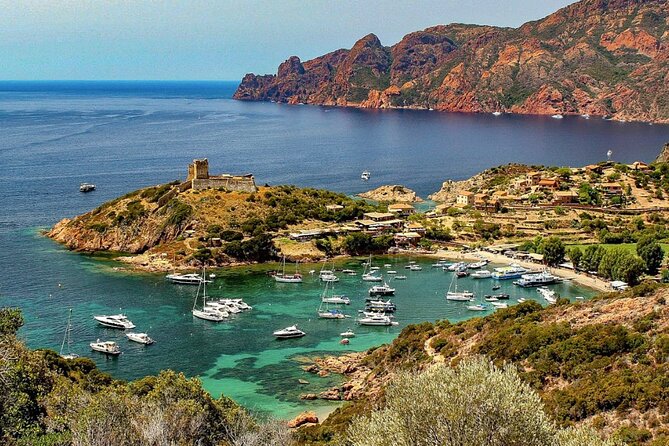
[234,0,669,123]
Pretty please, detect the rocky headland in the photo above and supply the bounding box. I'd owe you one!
[235,0,669,123]
[358,184,422,202]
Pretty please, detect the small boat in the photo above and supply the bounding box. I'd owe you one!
[574,296,584,300]
[273,325,306,339]
[319,309,348,319]
[492,111,502,116]
[384,264,392,268]
[485,293,510,300]
[361,170,371,181]
[340,330,355,337]
[409,264,422,271]
[387,270,397,274]
[79,183,96,192]
[320,273,339,283]
[471,270,492,279]
[60,308,79,359]
[93,314,135,329]
[466,304,488,311]
[365,299,397,312]
[538,287,557,304]
[484,296,498,302]
[491,302,508,309]
[581,114,590,119]
[446,275,474,301]
[518,298,527,303]
[456,271,469,278]
[126,332,154,345]
[368,282,395,296]
[394,275,407,280]
[492,284,501,290]
[90,339,121,355]
[551,114,563,119]
[362,273,383,282]
[467,260,488,269]
[340,338,350,345]
[342,269,356,275]
[491,264,527,280]
[166,272,211,285]
[322,294,350,305]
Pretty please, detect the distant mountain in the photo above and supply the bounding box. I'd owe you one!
[234,0,669,123]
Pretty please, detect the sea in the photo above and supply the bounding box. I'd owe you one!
[0,80,667,418]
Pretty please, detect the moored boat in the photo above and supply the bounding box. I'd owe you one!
[166,272,211,285]
[90,339,121,355]
[471,270,492,279]
[126,332,154,345]
[79,183,96,192]
[93,314,135,329]
[273,325,306,339]
[368,282,395,296]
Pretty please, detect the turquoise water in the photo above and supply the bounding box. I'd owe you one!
[0,229,596,418]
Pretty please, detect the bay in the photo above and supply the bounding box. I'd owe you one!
[0,81,665,417]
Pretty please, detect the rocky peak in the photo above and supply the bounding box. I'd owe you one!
[277,56,305,77]
[656,142,669,163]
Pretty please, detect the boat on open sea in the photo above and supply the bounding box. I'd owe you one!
[93,314,135,329]
[361,170,370,181]
[90,340,121,355]
[273,325,306,339]
[79,183,96,192]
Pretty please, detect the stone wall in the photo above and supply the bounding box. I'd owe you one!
[192,176,257,193]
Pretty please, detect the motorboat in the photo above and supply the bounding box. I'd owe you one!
[93,314,135,329]
[203,302,230,318]
[471,270,492,279]
[320,273,339,283]
[384,264,392,268]
[365,299,396,312]
[340,330,356,337]
[409,264,422,271]
[322,295,350,305]
[357,314,396,326]
[362,273,383,282]
[456,271,469,278]
[491,264,527,280]
[192,268,227,322]
[340,338,350,345]
[467,260,488,269]
[518,298,527,303]
[318,309,348,319]
[273,325,306,339]
[79,183,96,192]
[166,272,211,285]
[394,275,407,280]
[361,170,371,181]
[370,266,381,271]
[551,114,563,119]
[387,270,397,274]
[538,287,557,304]
[514,271,560,287]
[126,332,155,345]
[90,340,121,355]
[485,293,509,300]
[446,262,466,271]
[368,282,395,296]
[60,308,79,359]
[274,256,303,283]
[491,302,508,309]
[446,275,474,301]
[492,111,502,116]
[466,304,488,311]
[342,269,356,275]
[492,284,501,290]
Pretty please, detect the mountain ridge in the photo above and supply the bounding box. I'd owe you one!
[234,0,669,123]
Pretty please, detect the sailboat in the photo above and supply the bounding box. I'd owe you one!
[362,255,382,282]
[60,308,79,359]
[192,268,227,322]
[445,274,474,301]
[274,256,303,283]
[318,282,349,319]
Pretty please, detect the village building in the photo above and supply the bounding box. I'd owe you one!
[434,203,450,215]
[511,177,531,192]
[629,161,649,171]
[526,171,543,185]
[388,203,416,216]
[537,178,560,190]
[585,164,604,174]
[553,190,578,205]
[404,222,426,234]
[456,191,475,207]
[394,231,422,247]
[362,212,395,222]
[599,182,623,195]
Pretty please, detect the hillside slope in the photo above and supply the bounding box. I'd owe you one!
[235,0,669,123]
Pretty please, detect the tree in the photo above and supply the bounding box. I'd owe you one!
[598,248,646,285]
[567,247,583,270]
[637,235,664,275]
[582,245,606,272]
[540,237,565,266]
[347,357,616,446]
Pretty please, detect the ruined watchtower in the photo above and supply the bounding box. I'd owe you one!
[186,158,257,193]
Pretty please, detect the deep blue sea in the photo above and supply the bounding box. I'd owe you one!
[0,81,667,418]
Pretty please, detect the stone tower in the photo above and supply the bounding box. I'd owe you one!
[187,158,209,180]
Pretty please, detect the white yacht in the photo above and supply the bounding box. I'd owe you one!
[492,111,502,116]
[466,303,488,311]
[90,340,121,355]
[60,308,79,359]
[273,325,306,339]
[357,314,396,326]
[551,114,564,119]
[368,282,395,296]
[471,270,492,279]
[491,264,527,280]
[365,299,396,312]
[538,287,557,304]
[166,272,211,285]
[362,273,383,282]
[320,273,339,282]
[394,275,407,280]
[409,264,422,271]
[318,309,348,319]
[93,314,136,329]
[126,332,155,345]
[514,270,560,287]
[322,295,350,305]
[361,170,371,181]
[340,330,356,337]
[490,302,508,309]
[79,183,96,192]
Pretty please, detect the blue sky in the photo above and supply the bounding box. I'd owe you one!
[0,0,576,81]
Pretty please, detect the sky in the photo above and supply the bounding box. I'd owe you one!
[0,0,576,81]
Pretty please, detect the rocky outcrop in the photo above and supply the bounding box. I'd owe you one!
[358,185,422,202]
[234,0,669,123]
[287,411,318,428]
[656,142,669,163]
